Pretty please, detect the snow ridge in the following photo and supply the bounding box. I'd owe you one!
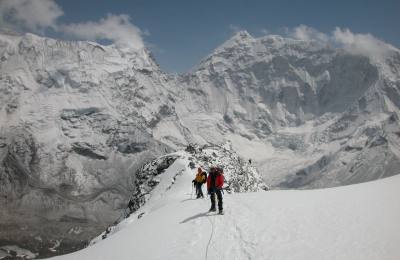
[49,158,400,260]
[95,144,267,242]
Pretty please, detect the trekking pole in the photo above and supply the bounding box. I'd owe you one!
[191,183,194,199]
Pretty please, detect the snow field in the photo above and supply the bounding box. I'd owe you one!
[50,155,400,260]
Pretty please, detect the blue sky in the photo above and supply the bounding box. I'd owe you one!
[1,0,399,72]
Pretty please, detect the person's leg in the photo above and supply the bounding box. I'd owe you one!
[199,184,204,198]
[209,192,216,211]
[216,189,223,212]
[195,183,201,198]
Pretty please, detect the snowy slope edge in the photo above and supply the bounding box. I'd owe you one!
[91,144,268,243]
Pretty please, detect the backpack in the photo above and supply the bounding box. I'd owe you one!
[195,173,205,183]
[209,168,223,189]
[209,169,219,188]
[201,172,207,183]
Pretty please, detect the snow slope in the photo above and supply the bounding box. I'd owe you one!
[50,153,400,260]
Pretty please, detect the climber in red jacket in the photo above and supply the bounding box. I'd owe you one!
[207,166,224,214]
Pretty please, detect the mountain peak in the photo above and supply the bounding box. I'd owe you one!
[224,30,254,46]
[231,30,252,40]
[211,30,254,54]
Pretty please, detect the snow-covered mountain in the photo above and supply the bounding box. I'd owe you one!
[0,30,400,258]
[0,31,176,257]
[177,31,400,189]
[47,153,400,260]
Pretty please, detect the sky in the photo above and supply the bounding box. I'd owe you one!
[0,0,399,72]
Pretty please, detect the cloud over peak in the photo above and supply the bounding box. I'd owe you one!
[0,0,63,32]
[62,14,144,49]
[287,25,397,60]
[332,27,395,59]
[0,0,144,49]
[291,25,329,43]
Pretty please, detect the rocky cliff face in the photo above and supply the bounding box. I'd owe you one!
[0,30,400,258]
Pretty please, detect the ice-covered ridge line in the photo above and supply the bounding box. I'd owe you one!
[91,145,267,243]
[194,29,400,75]
[0,32,160,74]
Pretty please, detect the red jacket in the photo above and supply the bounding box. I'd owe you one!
[207,170,224,190]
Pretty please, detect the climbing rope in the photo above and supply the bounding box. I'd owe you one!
[205,200,216,260]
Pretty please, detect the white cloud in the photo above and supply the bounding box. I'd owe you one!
[287,25,397,60]
[290,24,329,43]
[332,27,395,59]
[229,24,243,33]
[61,14,144,49]
[260,28,270,35]
[0,0,145,49]
[0,0,63,32]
